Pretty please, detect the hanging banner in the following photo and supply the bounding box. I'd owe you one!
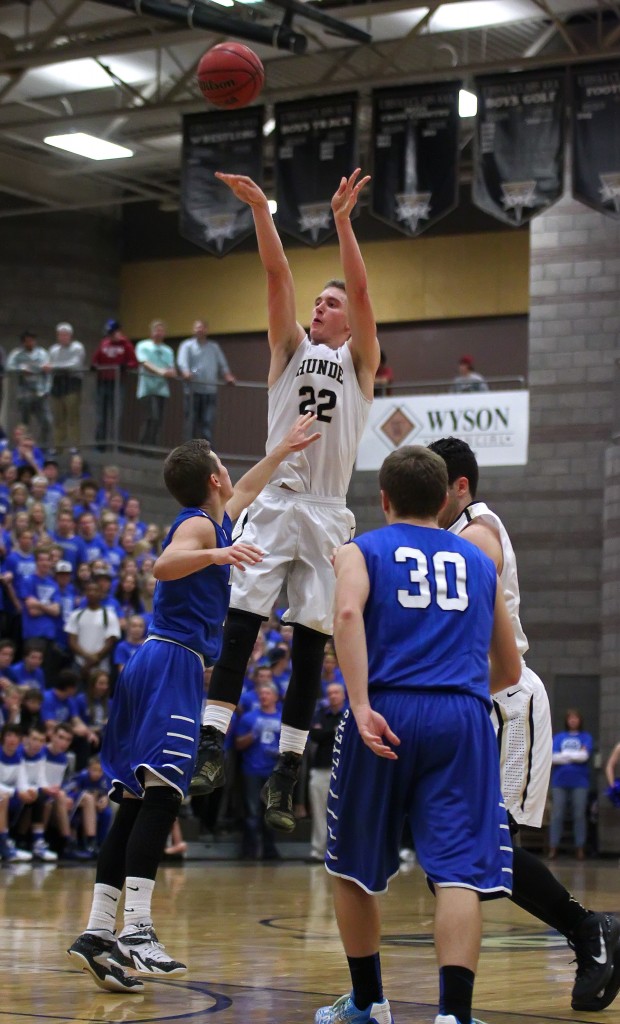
[179,107,264,256]
[274,93,358,247]
[472,70,565,226]
[571,62,620,218]
[357,391,530,470]
[370,82,461,237]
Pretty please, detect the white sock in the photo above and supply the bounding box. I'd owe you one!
[279,725,308,756]
[202,705,233,731]
[123,876,155,931]
[86,883,122,934]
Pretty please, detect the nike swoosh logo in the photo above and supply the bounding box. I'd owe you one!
[506,689,521,697]
[593,925,608,965]
[126,885,139,891]
[104,893,118,901]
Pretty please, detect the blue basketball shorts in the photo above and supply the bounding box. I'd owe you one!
[325,691,513,897]
[102,638,204,802]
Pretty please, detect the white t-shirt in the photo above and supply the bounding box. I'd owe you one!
[66,605,121,671]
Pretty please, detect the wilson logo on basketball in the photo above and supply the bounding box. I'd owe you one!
[200,79,237,92]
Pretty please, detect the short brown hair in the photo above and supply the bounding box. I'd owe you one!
[163,439,219,508]
[379,446,448,519]
[323,278,346,292]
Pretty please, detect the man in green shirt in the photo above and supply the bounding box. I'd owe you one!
[135,320,176,447]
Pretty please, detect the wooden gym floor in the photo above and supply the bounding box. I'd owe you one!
[0,856,618,1024]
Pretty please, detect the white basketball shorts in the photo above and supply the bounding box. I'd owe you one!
[491,663,552,828]
[230,484,356,635]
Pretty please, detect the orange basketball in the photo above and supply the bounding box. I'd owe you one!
[197,42,265,109]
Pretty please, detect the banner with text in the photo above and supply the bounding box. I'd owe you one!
[371,82,461,237]
[356,391,529,469]
[571,62,620,218]
[274,94,358,246]
[179,107,264,256]
[473,70,565,226]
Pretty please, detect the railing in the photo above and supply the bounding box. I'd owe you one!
[1,369,527,461]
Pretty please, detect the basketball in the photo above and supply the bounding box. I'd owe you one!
[197,42,265,109]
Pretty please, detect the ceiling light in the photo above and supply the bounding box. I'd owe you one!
[263,117,276,137]
[44,132,133,160]
[208,0,235,7]
[430,0,535,32]
[268,199,277,215]
[459,89,477,118]
[31,57,147,93]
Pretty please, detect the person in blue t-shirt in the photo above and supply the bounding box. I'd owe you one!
[21,547,61,648]
[54,511,87,573]
[77,512,106,565]
[67,412,319,990]
[113,615,145,675]
[235,682,282,860]
[549,709,593,862]
[4,527,36,599]
[8,640,46,692]
[315,445,520,1024]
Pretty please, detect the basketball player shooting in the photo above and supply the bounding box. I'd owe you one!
[191,168,380,833]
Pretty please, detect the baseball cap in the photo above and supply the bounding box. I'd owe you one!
[54,561,73,574]
[93,565,113,578]
[105,318,121,333]
[460,354,474,367]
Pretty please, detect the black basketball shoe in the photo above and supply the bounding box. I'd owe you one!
[67,932,144,993]
[261,751,302,833]
[570,912,620,1009]
[189,725,226,796]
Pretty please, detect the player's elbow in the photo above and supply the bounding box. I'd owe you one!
[333,603,360,633]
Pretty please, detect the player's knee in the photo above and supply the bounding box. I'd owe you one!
[142,784,182,829]
[218,610,263,670]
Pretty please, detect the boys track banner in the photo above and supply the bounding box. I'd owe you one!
[472,70,565,226]
[274,93,358,246]
[356,391,530,469]
[371,82,461,237]
[571,62,620,218]
[179,107,264,256]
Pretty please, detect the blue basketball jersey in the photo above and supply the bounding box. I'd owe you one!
[354,523,497,702]
[149,507,232,661]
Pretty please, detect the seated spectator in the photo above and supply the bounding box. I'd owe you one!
[64,755,112,857]
[452,354,489,393]
[11,425,45,472]
[9,639,47,692]
[114,614,145,674]
[0,638,16,693]
[17,725,57,861]
[164,818,188,858]
[307,683,348,863]
[235,682,282,860]
[66,579,121,678]
[0,723,35,862]
[75,669,110,741]
[19,688,45,735]
[44,722,89,860]
[374,348,394,397]
[41,669,98,770]
[1,684,22,727]
[104,490,125,519]
[119,522,138,560]
[115,570,144,630]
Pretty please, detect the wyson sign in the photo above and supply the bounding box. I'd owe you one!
[356,390,529,469]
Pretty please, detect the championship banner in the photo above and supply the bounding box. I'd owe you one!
[274,93,358,247]
[571,62,620,218]
[179,107,263,256]
[370,82,460,237]
[473,70,565,226]
[356,391,529,470]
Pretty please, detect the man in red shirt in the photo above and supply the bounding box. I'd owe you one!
[91,321,137,448]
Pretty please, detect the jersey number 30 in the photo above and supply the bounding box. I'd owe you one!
[395,546,469,611]
[299,385,337,422]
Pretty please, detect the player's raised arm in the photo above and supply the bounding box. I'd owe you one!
[332,170,380,397]
[215,173,304,378]
[226,412,320,522]
[153,516,263,581]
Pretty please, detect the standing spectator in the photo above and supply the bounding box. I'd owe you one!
[77,512,106,565]
[5,526,36,600]
[307,682,347,863]
[66,580,121,678]
[235,682,282,860]
[177,319,236,442]
[373,349,394,397]
[122,497,147,540]
[6,332,52,447]
[96,465,129,510]
[452,354,489,393]
[549,709,593,861]
[21,548,61,669]
[135,320,176,448]
[113,616,145,675]
[49,323,86,452]
[91,321,137,448]
[54,559,78,666]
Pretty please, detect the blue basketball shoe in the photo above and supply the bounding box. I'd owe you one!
[315,994,393,1024]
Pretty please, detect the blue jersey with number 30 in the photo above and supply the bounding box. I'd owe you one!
[354,523,497,702]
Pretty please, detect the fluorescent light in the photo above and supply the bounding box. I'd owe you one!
[459,89,477,118]
[44,132,134,161]
[208,0,234,7]
[263,117,276,137]
[431,0,535,32]
[268,199,277,215]
[29,57,147,94]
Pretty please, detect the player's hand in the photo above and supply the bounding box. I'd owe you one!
[354,704,400,759]
[281,412,321,453]
[331,168,371,221]
[215,172,268,209]
[217,542,264,571]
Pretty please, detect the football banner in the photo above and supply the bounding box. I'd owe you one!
[473,70,566,226]
[571,62,620,218]
[274,93,358,246]
[370,82,461,237]
[356,391,530,469]
[179,107,264,256]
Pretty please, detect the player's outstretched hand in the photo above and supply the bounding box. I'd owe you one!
[354,705,400,759]
[216,542,264,572]
[215,172,268,208]
[332,168,371,221]
[282,412,321,453]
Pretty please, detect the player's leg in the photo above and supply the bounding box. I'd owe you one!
[109,772,186,976]
[30,791,57,862]
[435,887,481,1024]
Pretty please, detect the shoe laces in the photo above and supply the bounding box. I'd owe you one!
[130,927,174,963]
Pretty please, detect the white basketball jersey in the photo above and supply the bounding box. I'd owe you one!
[267,335,372,498]
[449,500,528,657]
